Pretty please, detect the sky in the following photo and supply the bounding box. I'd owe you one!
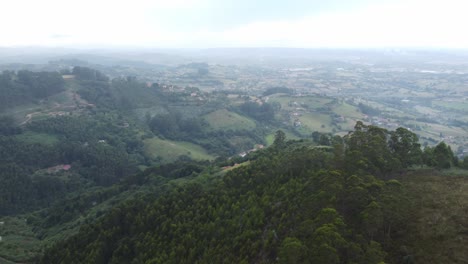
[1,0,468,49]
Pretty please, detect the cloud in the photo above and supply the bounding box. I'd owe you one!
[49,34,71,39]
[210,0,468,48]
[1,0,468,48]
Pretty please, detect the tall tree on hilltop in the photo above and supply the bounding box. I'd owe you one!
[344,121,400,177]
[389,127,422,168]
[273,130,286,148]
[433,142,454,169]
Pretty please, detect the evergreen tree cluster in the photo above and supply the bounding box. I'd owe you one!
[0,70,65,110]
[40,125,434,263]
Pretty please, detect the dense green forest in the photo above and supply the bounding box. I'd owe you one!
[39,125,465,263]
[0,67,467,263]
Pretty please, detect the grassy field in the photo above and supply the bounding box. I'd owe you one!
[401,170,468,263]
[268,95,333,111]
[359,100,412,118]
[298,113,333,133]
[332,102,364,119]
[143,137,214,163]
[15,131,59,146]
[414,105,440,115]
[300,97,334,110]
[265,134,275,146]
[203,109,256,131]
[424,123,467,138]
[269,95,366,135]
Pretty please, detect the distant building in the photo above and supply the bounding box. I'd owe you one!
[46,164,72,174]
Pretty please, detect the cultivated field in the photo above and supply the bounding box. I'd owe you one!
[203,109,256,131]
[143,137,214,163]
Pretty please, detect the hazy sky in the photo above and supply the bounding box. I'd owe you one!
[1,0,468,49]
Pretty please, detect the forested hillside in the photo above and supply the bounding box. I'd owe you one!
[0,67,271,217]
[39,126,467,263]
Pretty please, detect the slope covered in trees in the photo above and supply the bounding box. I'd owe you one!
[0,67,265,217]
[39,124,466,263]
[0,70,65,110]
[0,113,145,215]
